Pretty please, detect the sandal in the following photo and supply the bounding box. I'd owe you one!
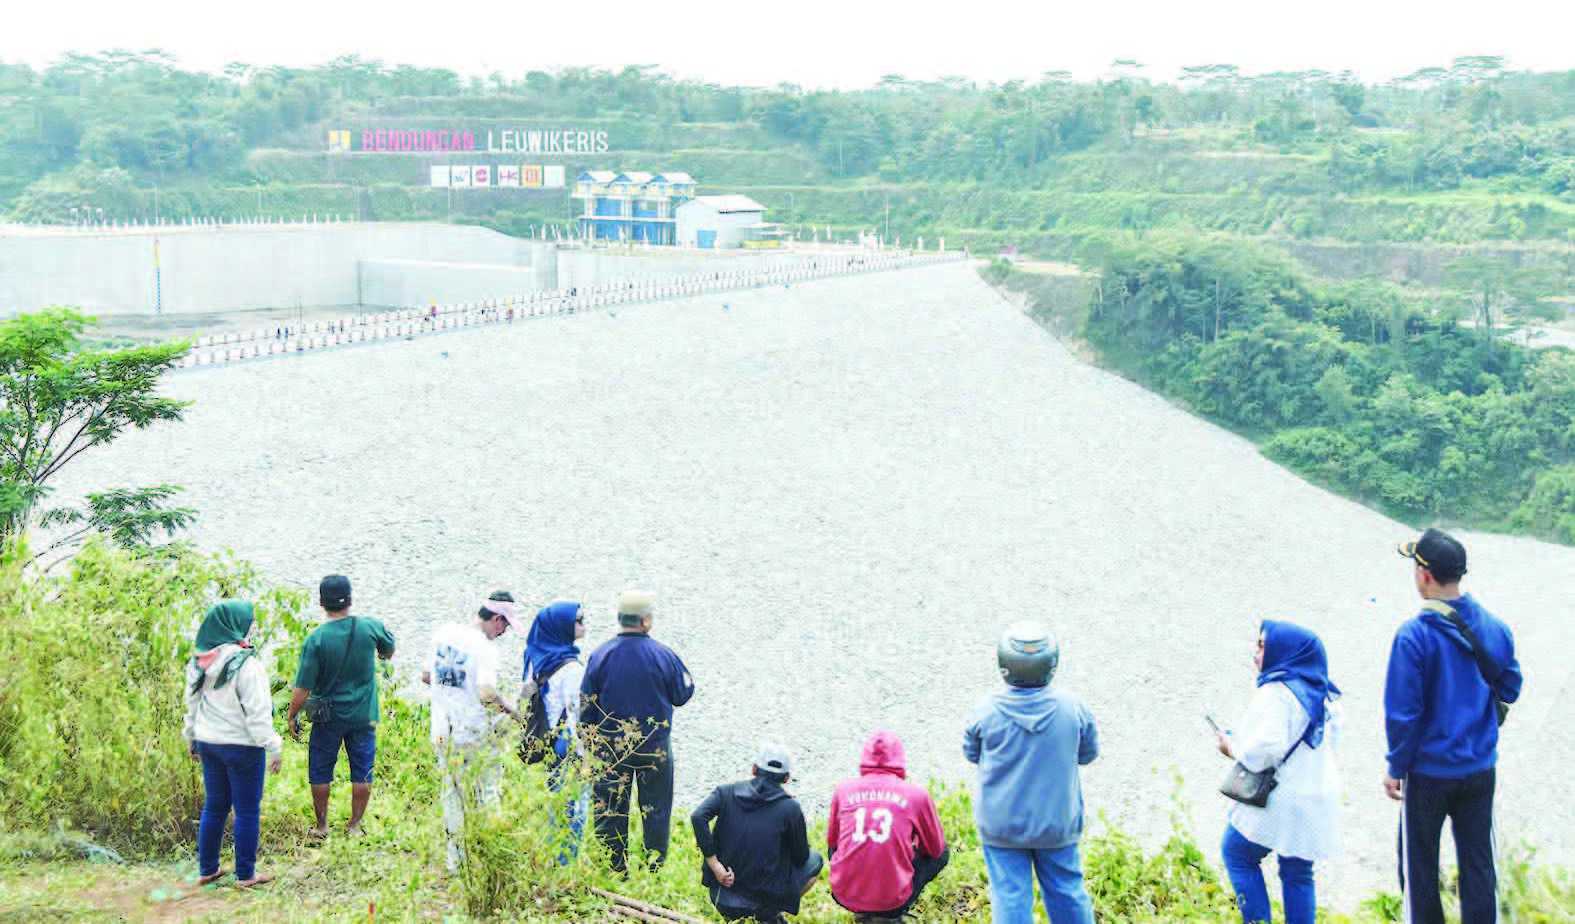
[234,873,275,889]
[196,869,228,886]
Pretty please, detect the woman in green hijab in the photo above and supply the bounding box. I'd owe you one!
[183,601,283,888]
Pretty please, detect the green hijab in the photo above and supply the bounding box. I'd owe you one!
[190,600,257,693]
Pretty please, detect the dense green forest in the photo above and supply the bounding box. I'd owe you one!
[987,241,1575,542]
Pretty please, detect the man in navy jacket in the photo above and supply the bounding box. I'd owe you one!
[581,590,695,872]
[1386,528,1523,924]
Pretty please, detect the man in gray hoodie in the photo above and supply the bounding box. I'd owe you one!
[964,621,1099,924]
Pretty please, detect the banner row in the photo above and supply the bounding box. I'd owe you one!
[431,164,568,189]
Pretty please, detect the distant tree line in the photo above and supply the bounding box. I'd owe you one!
[2,51,1572,209]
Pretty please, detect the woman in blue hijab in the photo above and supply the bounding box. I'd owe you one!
[521,600,588,861]
[523,601,582,687]
[1213,619,1344,924]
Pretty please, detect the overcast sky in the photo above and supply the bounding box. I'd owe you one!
[3,0,1570,88]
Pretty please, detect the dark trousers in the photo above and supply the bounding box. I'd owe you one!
[841,846,952,919]
[1399,768,1498,924]
[592,749,674,872]
[713,852,826,923]
[195,742,266,881]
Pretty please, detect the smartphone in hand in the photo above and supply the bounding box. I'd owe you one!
[1204,713,1223,735]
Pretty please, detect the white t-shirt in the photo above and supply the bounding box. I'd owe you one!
[1227,681,1343,861]
[425,622,499,746]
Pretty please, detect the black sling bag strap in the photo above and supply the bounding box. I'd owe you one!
[304,616,358,724]
[1218,717,1308,808]
[1421,601,1509,727]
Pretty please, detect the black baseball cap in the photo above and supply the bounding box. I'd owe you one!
[320,574,352,610]
[1397,528,1467,582]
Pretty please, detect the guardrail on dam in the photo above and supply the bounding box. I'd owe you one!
[177,250,968,369]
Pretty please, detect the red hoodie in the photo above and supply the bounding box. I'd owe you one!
[827,731,947,913]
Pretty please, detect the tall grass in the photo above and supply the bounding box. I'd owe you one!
[1,538,1570,922]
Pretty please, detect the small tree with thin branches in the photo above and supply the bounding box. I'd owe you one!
[0,308,194,557]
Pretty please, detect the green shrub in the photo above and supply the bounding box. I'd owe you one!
[0,539,305,851]
[2,539,1572,920]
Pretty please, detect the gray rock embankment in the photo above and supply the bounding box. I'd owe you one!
[57,261,1575,906]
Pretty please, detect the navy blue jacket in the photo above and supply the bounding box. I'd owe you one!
[580,632,694,755]
[1384,594,1522,780]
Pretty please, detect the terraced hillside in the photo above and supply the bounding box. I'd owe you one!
[5,58,1572,291]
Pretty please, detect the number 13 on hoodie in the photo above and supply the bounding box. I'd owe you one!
[851,807,893,844]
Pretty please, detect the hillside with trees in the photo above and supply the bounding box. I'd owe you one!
[3,53,1572,263]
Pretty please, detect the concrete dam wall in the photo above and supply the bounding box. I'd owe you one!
[0,223,556,315]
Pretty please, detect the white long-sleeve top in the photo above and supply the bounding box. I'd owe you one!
[1226,681,1342,862]
[525,659,584,730]
[182,646,283,760]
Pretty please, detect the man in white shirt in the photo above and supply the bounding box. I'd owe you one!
[421,590,522,872]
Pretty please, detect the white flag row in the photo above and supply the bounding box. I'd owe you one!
[431,164,567,189]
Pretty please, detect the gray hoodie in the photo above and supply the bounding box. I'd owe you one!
[963,686,1099,849]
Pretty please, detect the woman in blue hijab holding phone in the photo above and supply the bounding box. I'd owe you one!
[1213,620,1343,924]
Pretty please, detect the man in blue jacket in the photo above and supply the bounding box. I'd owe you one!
[1387,528,1523,924]
[581,590,695,872]
[964,622,1099,924]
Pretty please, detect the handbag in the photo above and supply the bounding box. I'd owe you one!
[303,617,358,724]
[1421,601,1510,726]
[1219,734,1303,808]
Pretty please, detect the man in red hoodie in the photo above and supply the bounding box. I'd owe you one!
[827,730,950,921]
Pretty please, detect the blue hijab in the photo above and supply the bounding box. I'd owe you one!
[524,601,581,684]
[1258,619,1341,749]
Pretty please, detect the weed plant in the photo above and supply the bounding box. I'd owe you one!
[1,539,1571,921]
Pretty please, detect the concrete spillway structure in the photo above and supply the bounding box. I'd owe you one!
[52,262,1575,905]
[0,221,844,317]
[0,222,557,315]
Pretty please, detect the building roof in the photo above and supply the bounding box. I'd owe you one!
[612,171,654,185]
[689,194,766,214]
[576,170,617,183]
[652,172,695,185]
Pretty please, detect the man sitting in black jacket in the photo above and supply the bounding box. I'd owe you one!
[691,744,824,923]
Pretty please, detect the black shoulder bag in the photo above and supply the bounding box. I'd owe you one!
[1219,732,1304,808]
[1422,601,1510,726]
[518,660,572,765]
[304,617,358,725]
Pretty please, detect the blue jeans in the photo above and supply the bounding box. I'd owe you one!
[980,843,1094,924]
[307,722,376,785]
[1221,825,1315,924]
[549,733,586,864]
[196,742,266,881]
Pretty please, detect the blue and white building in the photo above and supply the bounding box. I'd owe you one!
[573,170,697,243]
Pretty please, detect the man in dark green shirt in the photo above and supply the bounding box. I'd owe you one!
[287,575,396,837]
